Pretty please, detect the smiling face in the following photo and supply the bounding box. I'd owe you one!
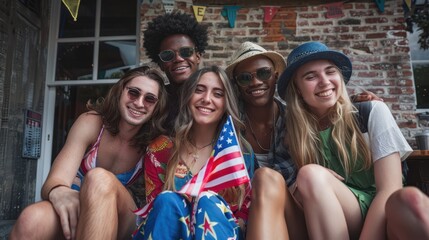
[119,76,160,126]
[189,72,226,128]
[233,55,277,108]
[293,59,342,117]
[158,34,201,86]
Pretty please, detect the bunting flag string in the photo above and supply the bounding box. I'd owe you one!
[375,0,385,13]
[192,5,206,22]
[61,0,81,21]
[162,0,175,14]
[221,6,241,28]
[262,6,280,23]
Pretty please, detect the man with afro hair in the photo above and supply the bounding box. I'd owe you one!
[143,11,209,131]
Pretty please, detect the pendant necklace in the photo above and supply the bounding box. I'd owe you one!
[188,140,214,167]
[245,110,275,152]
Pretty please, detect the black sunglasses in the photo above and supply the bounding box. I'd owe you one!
[234,67,273,87]
[125,87,158,106]
[158,47,196,62]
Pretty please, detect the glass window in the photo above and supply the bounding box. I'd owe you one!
[52,85,112,159]
[408,25,429,109]
[100,0,136,36]
[56,42,94,80]
[98,40,136,79]
[55,0,137,81]
[58,0,96,38]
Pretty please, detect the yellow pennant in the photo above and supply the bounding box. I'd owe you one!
[192,5,206,22]
[404,0,411,9]
[62,0,81,21]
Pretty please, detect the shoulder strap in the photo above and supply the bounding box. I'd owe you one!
[353,101,373,133]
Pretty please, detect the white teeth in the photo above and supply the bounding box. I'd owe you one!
[129,108,144,116]
[251,89,265,96]
[175,66,187,71]
[198,107,212,113]
[317,89,333,97]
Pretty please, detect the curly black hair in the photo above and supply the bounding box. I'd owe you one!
[143,11,209,63]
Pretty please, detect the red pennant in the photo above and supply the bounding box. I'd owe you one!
[262,6,280,23]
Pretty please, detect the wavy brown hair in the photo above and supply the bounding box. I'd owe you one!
[87,65,168,152]
[163,66,251,207]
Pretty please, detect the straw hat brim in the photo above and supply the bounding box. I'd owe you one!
[225,51,286,80]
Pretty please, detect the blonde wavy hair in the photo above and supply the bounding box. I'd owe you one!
[163,66,252,207]
[284,66,371,178]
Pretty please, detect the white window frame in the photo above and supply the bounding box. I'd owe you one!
[36,0,140,201]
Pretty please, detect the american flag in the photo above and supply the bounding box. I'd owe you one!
[178,115,250,196]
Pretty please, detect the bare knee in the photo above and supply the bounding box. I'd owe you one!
[81,167,117,197]
[387,187,428,220]
[10,201,61,239]
[296,164,330,199]
[252,168,286,201]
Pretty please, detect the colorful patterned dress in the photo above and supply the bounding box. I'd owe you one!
[132,135,254,240]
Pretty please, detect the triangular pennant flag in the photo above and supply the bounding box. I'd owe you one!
[404,0,412,9]
[262,6,280,23]
[162,0,174,14]
[62,0,81,21]
[325,2,344,19]
[375,0,385,12]
[192,5,206,22]
[221,6,241,28]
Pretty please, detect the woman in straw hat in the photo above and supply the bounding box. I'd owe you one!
[276,41,412,239]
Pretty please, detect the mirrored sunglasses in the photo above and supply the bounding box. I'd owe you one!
[234,67,273,87]
[158,47,196,62]
[126,87,158,106]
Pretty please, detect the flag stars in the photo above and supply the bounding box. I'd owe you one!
[229,131,233,137]
[226,138,232,144]
[198,212,218,239]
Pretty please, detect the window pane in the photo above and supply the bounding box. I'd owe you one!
[414,63,429,109]
[98,40,136,79]
[408,27,429,61]
[100,0,136,36]
[52,85,112,160]
[58,0,96,38]
[56,42,94,80]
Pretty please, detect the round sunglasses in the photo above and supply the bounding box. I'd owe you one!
[158,47,196,62]
[234,67,273,87]
[125,87,158,106]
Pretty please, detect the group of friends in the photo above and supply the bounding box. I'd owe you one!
[9,11,429,240]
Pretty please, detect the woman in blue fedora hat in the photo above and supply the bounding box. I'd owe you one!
[276,41,412,239]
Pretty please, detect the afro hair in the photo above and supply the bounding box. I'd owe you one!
[143,11,209,63]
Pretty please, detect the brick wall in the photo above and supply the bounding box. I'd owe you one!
[140,0,419,147]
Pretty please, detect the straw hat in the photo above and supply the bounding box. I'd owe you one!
[277,41,352,99]
[225,42,286,79]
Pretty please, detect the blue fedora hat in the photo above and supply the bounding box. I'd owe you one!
[277,42,352,99]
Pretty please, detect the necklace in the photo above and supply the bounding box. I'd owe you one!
[188,140,214,166]
[245,110,276,152]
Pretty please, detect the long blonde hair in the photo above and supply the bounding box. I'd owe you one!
[163,66,251,207]
[284,67,371,178]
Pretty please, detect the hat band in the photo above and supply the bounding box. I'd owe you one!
[289,49,320,65]
[237,48,263,58]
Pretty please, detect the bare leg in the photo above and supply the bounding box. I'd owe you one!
[294,164,363,240]
[76,168,137,240]
[386,187,429,240]
[246,168,307,240]
[9,201,66,240]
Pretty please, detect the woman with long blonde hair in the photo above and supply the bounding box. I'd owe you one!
[276,42,412,239]
[132,66,254,240]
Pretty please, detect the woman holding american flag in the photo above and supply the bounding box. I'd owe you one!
[132,66,255,240]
